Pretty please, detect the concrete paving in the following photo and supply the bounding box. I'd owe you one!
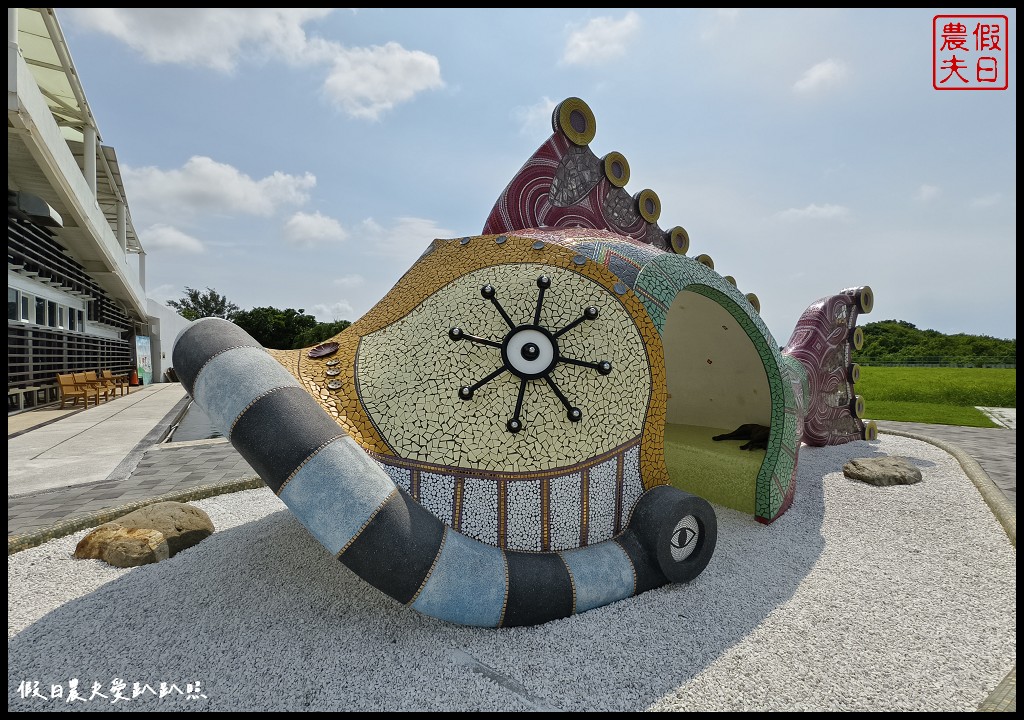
[8,383,190,496]
[7,383,259,540]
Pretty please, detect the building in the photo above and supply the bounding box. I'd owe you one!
[7,8,190,412]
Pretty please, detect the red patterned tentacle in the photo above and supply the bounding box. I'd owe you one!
[783,293,865,446]
[482,134,571,234]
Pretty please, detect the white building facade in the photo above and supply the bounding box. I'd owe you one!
[8,8,188,410]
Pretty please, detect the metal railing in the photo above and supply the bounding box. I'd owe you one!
[855,357,1015,368]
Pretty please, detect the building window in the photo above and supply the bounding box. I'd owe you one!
[35,297,45,325]
[77,309,84,331]
[47,300,58,327]
[58,306,66,329]
[21,295,30,321]
[69,308,77,331]
[7,288,17,321]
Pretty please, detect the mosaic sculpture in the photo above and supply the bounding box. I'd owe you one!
[173,97,874,628]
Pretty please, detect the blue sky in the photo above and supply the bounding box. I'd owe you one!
[58,8,1016,344]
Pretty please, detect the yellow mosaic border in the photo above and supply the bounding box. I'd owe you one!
[269,234,670,490]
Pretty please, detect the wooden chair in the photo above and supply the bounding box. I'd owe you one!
[57,373,100,409]
[84,370,116,401]
[102,369,130,396]
[75,371,110,403]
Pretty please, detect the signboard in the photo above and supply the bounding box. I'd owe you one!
[135,335,153,386]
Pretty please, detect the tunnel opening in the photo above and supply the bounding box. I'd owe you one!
[660,290,772,514]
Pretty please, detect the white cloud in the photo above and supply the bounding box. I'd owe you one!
[358,216,457,267]
[916,184,940,202]
[333,274,365,288]
[969,193,1002,208]
[775,203,850,221]
[283,211,348,247]
[793,59,848,93]
[67,8,443,119]
[140,224,205,253]
[124,157,315,221]
[322,43,445,120]
[514,97,558,136]
[562,12,642,66]
[310,300,356,323]
[65,8,335,73]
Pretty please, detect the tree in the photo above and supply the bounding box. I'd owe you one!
[853,320,1015,366]
[168,287,240,321]
[294,319,351,348]
[231,307,349,350]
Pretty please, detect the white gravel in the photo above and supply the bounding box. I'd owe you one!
[7,434,1016,712]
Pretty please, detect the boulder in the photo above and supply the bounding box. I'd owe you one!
[74,501,215,567]
[74,526,169,568]
[843,456,923,487]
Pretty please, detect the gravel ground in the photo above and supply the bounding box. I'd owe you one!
[7,434,1016,712]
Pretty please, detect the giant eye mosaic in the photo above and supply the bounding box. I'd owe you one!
[449,273,613,432]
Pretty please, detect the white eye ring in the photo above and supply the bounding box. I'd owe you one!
[670,516,699,562]
[505,328,555,376]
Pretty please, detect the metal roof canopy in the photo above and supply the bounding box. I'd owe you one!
[14,8,143,255]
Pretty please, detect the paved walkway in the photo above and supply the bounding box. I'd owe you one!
[6,386,1016,711]
[8,384,260,544]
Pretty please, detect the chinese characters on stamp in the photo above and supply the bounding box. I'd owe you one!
[934,15,1009,90]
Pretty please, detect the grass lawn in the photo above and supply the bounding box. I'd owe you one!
[855,366,1015,427]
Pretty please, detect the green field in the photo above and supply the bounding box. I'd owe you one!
[854,366,1016,427]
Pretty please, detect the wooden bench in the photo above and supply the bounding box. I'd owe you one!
[59,374,101,409]
[84,370,117,401]
[102,369,131,396]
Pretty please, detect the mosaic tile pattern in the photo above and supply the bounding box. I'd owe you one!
[481,98,677,252]
[161,94,888,629]
[505,231,799,524]
[460,478,499,547]
[506,479,543,552]
[685,290,796,522]
[270,221,868,528]
[550,144,603,207]
[271,236,665,457]
[548,472,584,551]
[366,440,643,552]
[620,445,644,527]
[782,287,873,446]
[587,456,619,543]
[269,235,668,549]
[781,353,810,448]
[357,263,650,471]
[572,239,664,290]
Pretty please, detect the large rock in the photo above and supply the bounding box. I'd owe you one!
[74,501,215,567]
[843,456,923,487]
[74,526,169,568]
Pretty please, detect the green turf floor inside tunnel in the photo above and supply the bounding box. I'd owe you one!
[663,423,764,515]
